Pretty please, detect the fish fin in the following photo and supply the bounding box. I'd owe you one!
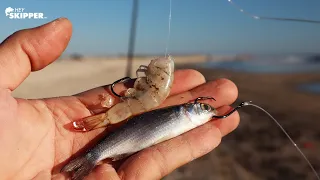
[61,156,85,173]
[61,155,97,180]
[111,153,132,161]
[73,113,107,131]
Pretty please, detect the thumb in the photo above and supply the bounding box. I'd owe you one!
[0,17,72,90]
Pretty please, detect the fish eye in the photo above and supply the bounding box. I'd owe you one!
[200,104,211,111]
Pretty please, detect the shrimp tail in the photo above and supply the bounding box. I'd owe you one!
[61,154,98,180]
[73,113,107,132]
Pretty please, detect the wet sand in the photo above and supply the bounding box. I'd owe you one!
[163,65,320,180]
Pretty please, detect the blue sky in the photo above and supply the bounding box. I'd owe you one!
[0,0,320,56]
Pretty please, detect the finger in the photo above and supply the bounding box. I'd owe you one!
[118,105,239,180]
[31,171,51,180]
[159,78,238,109]
[117,79,239,179]
[51,173,68,180]
[86,164,120,180]
[0,17,72,90]
[212,105,240,136]
[75,69,206,111]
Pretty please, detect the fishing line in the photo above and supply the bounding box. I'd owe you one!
[230,101,320,180]
[227,0,320,24]
[165,0,172,58]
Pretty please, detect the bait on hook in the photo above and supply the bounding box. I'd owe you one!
[72,56,175,132]
[110,76,132,98]
[63,96,220,179]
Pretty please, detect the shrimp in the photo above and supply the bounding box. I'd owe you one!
[73,55,175,132]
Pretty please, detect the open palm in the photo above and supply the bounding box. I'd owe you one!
[0,18,239,180]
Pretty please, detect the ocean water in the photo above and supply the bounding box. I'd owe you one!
[196,54,320,93]
[197,54,320,73]
[298,83,320,94]
[197,59,320,73]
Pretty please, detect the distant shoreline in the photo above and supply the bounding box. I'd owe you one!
[59,53,255,64]
[178,64,320,115]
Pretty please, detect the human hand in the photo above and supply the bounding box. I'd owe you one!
[0,18,239,180]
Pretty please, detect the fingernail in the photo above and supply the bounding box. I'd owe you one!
[49,17,68,26]
[52,17,67,22]
[40,17,71,37]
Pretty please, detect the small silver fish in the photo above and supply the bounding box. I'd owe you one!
[61,99,218,180]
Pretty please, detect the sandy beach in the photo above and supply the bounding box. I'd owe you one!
[13,55,208,99]
[13,56,320,180]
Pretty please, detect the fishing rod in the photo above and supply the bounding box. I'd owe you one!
[227,0,320,24]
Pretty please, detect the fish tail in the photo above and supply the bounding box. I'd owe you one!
[61,154,98,180]
[73,113,107,131]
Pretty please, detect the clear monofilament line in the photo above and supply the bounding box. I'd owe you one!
[165,0,172,58]
[242,102,320,180]
[227,0,320,24]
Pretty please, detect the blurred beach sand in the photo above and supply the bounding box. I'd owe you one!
[13,55,208,98]
[12,56,320,180]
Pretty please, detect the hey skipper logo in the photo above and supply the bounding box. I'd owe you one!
[5,7,47,19]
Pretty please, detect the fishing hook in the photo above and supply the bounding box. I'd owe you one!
[193,96,250,118]
[194,96,217,104]
[110,76,133,98]
[212,101,252,118]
